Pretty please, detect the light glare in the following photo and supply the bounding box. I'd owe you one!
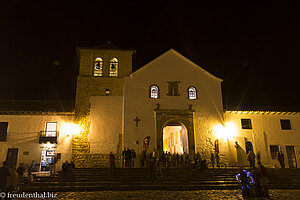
[61,123,82,136]
[214,121,237,139]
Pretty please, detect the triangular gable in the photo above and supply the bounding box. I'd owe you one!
[131,49,223,82]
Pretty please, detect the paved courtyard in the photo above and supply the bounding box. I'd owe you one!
[52,190,300,200]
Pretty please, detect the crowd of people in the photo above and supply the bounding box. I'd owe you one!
[247,149,285,170]
[0,161,34,193]
[139,150,223,170]
[0,147,287,195]
[140,150,193,168]
[121,148,136,167]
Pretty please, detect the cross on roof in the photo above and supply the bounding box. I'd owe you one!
[134,116,141,127]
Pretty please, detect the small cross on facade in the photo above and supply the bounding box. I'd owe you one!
[134,116,141,127]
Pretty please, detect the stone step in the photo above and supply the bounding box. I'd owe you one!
[29,180,239,186]
[25,183,240,192]
[25,168,300,192]
[72,168,239,174]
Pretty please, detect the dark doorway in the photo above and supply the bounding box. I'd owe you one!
[286,146,297,168]
[245,141,253,154]
[6,148,18,166]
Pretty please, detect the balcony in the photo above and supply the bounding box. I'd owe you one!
[39,131,58,144]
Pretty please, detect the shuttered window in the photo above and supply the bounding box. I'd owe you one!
[0,122,8,141]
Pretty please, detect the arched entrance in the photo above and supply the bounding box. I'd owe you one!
[163,121,188,154]
[155,109,195,156]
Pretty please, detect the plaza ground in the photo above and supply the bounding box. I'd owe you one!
[20,189,300,200]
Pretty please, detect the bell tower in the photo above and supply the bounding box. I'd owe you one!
[73,42,135,167]
[75,42,135,119]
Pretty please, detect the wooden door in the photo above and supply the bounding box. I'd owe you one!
[6,148,18,166]
[286,146,297,168]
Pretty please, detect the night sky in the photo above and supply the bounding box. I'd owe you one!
[2,1,300,109]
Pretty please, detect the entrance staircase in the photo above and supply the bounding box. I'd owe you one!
[25,168,300,192]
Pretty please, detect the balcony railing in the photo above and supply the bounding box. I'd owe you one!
[39,131,58,144]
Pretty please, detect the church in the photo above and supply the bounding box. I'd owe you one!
[0,43,299,171]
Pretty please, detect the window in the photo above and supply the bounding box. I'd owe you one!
[188,86,197,100]
[150,85,159,98]
[280,119,291,130]
[109,58,118,77]
[45,122,57,137]
[167,81,180,96]
[241,119,252,129]
[94,57,103,76]
[270,145,279,159]
[0,122,8,141]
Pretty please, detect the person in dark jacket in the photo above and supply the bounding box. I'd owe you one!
[277,151,285,168]
[258,162,269,197]
[17,163,25,189]
[109,152,116,175]
[62,161,69,177]
[131,149,136,167]
[70,161,75,169]
[237,169,250,198]
[0,161,10,192]
[141,150,146,168]
[69,161,75,177]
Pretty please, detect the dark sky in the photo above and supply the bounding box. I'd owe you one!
[1,1,300,109]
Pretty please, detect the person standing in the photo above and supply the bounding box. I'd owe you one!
[247,150,256,169]
[109,152,116,175]
[31,160,36,172]
[17,163,25,190]
[127,148,132,168]
[62,161,69,177]
[131,149,136,167]
[237,169,250,198]
[7,165,17,192]
[141,150,146,168]
[277,151,285,168]
[215,152,220,169]
[210,153,215,168]
[122,148,126,168]
[70,161,75,169]
[0,161,10,192]
[69,161,75,177]
[257,162,269,198]
[152,148,158,164]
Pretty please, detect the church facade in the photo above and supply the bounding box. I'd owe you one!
[0,44,299,170]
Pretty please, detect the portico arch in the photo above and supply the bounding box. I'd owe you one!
[154,109,195,156]
[163,121,188,154]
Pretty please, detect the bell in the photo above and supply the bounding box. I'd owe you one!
[111,64,116,70]
[95,62,101,70]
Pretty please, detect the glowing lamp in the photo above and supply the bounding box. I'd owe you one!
[61,123,82,137]
[105,89,110,96]
[214,121,238,140]
[45,142,54,149]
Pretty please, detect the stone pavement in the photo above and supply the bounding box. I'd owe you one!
[31,190,300,200]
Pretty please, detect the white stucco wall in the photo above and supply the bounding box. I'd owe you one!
[0,114,74,170]
[89,96,123,154]
[224,112,300,168]
[124,49,224,156]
